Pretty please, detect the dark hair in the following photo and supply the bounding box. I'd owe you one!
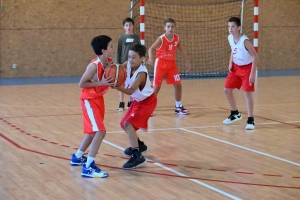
[228,17,241,27]
[91,35,112,56]
[129,44,146,57]
[123,17,135,26]
[164,18,176,26]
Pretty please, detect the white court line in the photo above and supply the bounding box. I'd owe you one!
[103,140,241,200]
[181,128,300,167]
[106,120,300,134]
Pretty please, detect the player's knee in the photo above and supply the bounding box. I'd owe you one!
[224,88,232,95]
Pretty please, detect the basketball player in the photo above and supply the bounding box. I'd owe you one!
[115,17,141,112]
[147,18,191,115]
[112,44,157,169]
[70,35,114,178]
[223,17,258,130]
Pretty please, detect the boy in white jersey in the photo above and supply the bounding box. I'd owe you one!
[223,17,258,130]
[115,17,141,112]
[148,18,191,115]
[112,44,157,169]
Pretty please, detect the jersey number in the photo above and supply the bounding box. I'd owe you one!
[174,74,180,81]
[168,44,173,50]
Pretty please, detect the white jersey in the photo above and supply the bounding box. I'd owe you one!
[228,34,252,66]
[125,62,153,102]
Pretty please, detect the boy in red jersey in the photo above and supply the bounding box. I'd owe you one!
[112,44,157,169]
[70,35,114,178]
[223,17,258,130]
[148,18,191,115]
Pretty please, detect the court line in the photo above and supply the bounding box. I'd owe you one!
[181,128,300,167]
[103,140,241,200]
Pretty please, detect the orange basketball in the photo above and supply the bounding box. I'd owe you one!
[104,64,126,87]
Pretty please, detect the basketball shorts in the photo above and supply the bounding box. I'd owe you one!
[224,62,255,92]
[153,59,181,87]
[120,93,157,131]
[81,97,106,134]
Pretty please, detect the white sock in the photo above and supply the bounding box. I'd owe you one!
[175,101,182,107]
[86,157,95,168]
[75,150,84,158]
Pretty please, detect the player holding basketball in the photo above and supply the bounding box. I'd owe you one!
[147,18,190,115]
[70,35,114,178]
[223,17,258,130]
[112,44,157,169]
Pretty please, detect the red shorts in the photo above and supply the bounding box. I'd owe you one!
[224,63,255,91]
[120,93,157,131]
[153,59,181,86]
[81,97,106,134]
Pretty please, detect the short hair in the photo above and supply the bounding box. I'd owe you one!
[129,44,146,57]
[164,18,176,26]
[91,35,112,56]
[123,17,135,26]
[228,17,241,27]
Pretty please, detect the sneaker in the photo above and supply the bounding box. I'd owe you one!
[127,101,132,109]
[81,161,109,178]
[175,106,190,115]
[70,153,87,166]
[223,112,242,124]
[123,151,147,169]
[117,102,125,112]
[246,117,255,130]
[124,140,148,156]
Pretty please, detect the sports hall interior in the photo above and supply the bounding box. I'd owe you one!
[0,0,299,199]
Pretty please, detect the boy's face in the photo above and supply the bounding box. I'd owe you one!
[128,50,144,68]
[164,22,175,34]
[228,22,240,35]
[103,41,114,57]
[124,22,134,34]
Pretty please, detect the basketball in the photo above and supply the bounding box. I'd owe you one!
[104,64,126,87]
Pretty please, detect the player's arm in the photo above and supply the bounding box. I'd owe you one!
[228,52,233,73]
[147,37,162,65]
[78,63,113,88]
[177,41,191,72]
[114,72,147,95]
[244,40,258,85]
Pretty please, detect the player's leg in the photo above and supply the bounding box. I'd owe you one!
[118,91,125,112]
[127,96,133,109]
[70,134,94,166]
[223,65,243,124]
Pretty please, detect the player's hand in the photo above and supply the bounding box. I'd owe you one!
[185,62,191,72]
[147,59,154,66]
[107,61,114,65]
[249,72,256,86]
[99,75,114,86]
[228,65,233,73]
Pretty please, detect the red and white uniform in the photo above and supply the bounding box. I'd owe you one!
[153,33,181,86]
[80,57,112,134]
[120,63,157,131]
[225,34,254,91]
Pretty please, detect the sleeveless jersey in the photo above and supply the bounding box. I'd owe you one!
[228,34,252,66]
[125,62,153,102]
[156,33,179,61]
[80,57,112,99]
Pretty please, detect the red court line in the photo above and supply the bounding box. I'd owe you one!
[1,132,300,190]
[218,107,300,128]
[263,174,283,177]
[235,171,255,175]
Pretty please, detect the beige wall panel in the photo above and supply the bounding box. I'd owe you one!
[261,0,300,27]
[260,27,300,70]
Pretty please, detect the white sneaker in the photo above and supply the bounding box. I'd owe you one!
[246,119,255,130]
[223,112,242,124]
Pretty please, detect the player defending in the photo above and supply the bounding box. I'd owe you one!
[70,35,114,177]
[115,17,141,112]
[223,17,258,130]
[112,44,157,169]
[147,18,191,115]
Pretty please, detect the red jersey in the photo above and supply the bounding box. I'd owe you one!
[80,57,112,99]
[156,33,179,61]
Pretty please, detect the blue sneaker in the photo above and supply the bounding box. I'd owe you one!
[81,161,109,178]
[70,153,87,166]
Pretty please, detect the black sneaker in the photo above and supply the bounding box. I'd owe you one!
[124,140,147,156]
[127,101,132,109]
[246,117,255,130]
[117,102,125,112]
[223,112,242,124]
[122,151,147,169]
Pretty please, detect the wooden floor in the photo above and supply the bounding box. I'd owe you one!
[0,76,300,200]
